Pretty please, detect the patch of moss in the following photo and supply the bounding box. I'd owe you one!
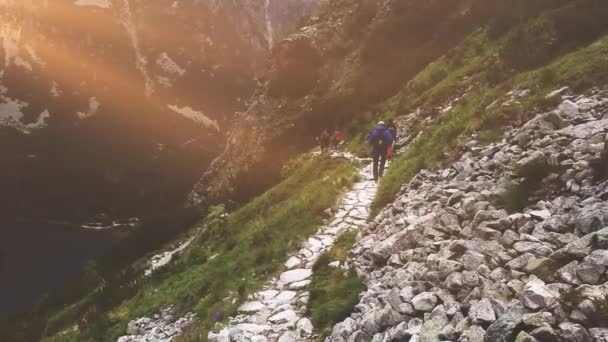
[308,231,365,340]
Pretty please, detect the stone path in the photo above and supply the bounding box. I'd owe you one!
[208,157,378,342]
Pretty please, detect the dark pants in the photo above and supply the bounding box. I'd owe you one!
[373,153,387,181]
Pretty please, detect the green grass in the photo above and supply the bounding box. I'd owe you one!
[368,31,608,218]
[45,155,357,341]
[307,231,365,340]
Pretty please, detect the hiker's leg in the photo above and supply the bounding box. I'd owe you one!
[379,153,387,177]
[372,154,380,180]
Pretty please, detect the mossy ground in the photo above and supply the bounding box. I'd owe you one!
[307,231,365,340]
[44,155,357,341]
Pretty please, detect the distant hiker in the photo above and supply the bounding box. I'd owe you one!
[331,130,344,150]
[320,129,331,152]
[368,121,394,181]
[386,120,398,160]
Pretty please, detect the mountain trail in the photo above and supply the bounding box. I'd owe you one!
[208,152,378,342]
[118,152,382,342]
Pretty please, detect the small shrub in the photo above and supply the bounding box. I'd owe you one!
[559,287,584,308]
[591,295,608,325]
[497,157,556,212]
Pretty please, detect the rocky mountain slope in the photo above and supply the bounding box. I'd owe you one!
[0,0,318,222]
[327,91,608,342]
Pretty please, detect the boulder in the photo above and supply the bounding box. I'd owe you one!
[522,312,554,328]
[520,277,557,310]
[485,303,525,342]
[523,257,560,281]
[514,331,539,342]
[576,249,608,284]
[347,331,372,342]
[419,305,449,342]
[574,203,608,235]
[589,328,608,342]
[559,100,580,118]
[458,325,485,342]
[412,292,438,312]
[332,318,358,339]
[530,326,560,341]
[556,261,582,285]
[469,298,496,324]
[297,318,314,336]
[559,322,592,342]
[278,331,298,342]
[268,309,298,326]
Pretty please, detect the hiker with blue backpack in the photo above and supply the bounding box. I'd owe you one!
[368,121,394,181]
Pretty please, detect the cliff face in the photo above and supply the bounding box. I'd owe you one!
[0,0,319,221]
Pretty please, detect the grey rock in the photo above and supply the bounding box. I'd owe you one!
[523,257,560,281]
[574,203,608,235]
[485,303,525,342]
[589,328,608,342]
[297,318,314,336]
[278,331,298,342]
[522,312,554,328]
[530,326,560,342]
[520,277,557,310]
[438,324,456,340]
[576,249,608,284]
[458,325,485,342]
[412,292,438,312]
[514,331,539,342]
[419,305,449,342]
[557,261,582,285]
[333,318,358,339]
[469,298,496,324]
[348,331,372,342]
[560,322,592,342]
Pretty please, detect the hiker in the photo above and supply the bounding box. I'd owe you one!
[386,120,398,160]
[368,121,394,181]
[331,130,343,150]
[319,129,331,152]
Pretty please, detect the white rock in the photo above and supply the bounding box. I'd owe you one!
[297,317,314,336]
[529,210,551,221]
[559,99,579,117]
[279,269,312,283]
[268,309,298,326]
[285,256,301,269]
[521,277,557,310]
[411,292,438,312]
[233,323,273,335]
[275,291,298,304]
[329,261,341,268]
[238,301,265,313]
[257,290,279,301]
[278,331,298,342]
[289,279,311,290]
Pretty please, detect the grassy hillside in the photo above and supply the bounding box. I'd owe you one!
[371,16,608,216]
[41,155,357,341]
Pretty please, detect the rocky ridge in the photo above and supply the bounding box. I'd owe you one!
[325,89,608,342]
